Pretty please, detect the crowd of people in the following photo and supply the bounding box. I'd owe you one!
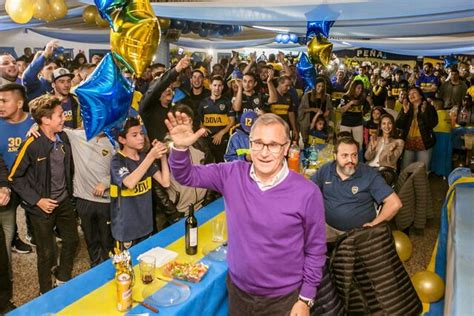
[0,38,473,314]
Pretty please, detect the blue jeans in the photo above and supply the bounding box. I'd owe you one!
[402,148,433,172]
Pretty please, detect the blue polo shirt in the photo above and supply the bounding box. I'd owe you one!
[311,161,393,231]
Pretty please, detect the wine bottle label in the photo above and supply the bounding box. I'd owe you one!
[189,228,197,247]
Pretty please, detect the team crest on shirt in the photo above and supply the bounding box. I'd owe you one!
[219,103,226,111]
[118,167,130,177]
[253,98,260,105]
[101,149,109,157]
[351,186,359,194]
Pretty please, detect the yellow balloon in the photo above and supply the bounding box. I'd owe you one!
[33,0,50,20]
[83,5,98,25]
[50,0,68,20]
[392,230,413,262]
[95,14,109,28]
[307,36,333,67]
[110,0,161,77]
[411,271,445,303]
[5,0,12,15]
[7,0,34,24]
[158,17,171,31]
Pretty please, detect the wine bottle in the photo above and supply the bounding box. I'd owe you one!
[185,204,198,255]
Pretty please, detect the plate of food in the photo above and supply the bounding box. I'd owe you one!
[163,261,210,283]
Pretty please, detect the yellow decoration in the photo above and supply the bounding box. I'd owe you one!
[307,36,333,67]
[392,230,413,262]
[6,0,34,24]
[158,17,171,31]
[110,0,160,77]
[411,271,445,303]
[50,0,68,20]
[33,0,50,20]
[96,14,110,28]
[83,5,98,25]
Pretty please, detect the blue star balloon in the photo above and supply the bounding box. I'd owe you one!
[306,20,335,39]
[297,53,317,92]
[94,0,128,30]
[172,88,188,104]
[444,54,458,69]
[75,53,134,141]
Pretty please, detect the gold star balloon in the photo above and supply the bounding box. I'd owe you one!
[110,0,160,78]
[307,36,333,67]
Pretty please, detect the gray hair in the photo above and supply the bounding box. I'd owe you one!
[250,113,290,141]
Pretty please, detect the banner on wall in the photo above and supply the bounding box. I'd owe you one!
[423,55,473,66]
[337,48,417,68]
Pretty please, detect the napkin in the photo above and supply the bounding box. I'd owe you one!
[137,247,178,268]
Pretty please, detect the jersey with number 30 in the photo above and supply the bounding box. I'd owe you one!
[0,114,35,170]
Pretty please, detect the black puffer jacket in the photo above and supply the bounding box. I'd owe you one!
[396,103,438,149]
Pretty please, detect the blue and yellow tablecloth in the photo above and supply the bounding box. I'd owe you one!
[423,177,474,316]
[9,199,228,316]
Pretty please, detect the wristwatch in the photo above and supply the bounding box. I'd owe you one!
[298,296,315,308]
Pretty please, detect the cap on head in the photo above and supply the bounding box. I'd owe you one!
[240,111,258,133]
[52,68,74,82]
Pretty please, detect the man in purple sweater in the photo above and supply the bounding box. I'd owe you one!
[166,112,326,316]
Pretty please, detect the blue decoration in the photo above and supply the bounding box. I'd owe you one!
[298,36,307,45]
[53,46,65,59]
[281,34,290,44]
[233,25,242,34]
[171,19,186,30]
[181,23,191,34]
[275,34,283,43]
[444,54,458,69]
[306,20,335,39]
[289,34,298,43]
[75,53,134,141]
[172,88,188,104]
[94,0,127,30]
[198,28,209,37]
[219,25,233,35]
[296,53,317,92]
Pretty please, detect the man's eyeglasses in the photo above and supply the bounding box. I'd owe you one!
[250,140,288,154]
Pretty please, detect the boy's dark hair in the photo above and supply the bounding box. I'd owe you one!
[0,83,26,103]
[210,75,224,85]
[117,117,142,149]
[118,117,141,139]
[29,94,62,125]
[335,136,359,153]
[150,63,165,70]
[277,75,292,85]
[243,72,257,82]
[172,104,194,120]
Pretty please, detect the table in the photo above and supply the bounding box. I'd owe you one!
[424,177,474,316]
[9,199,228,316]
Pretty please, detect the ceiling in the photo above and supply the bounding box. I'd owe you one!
[0,0,473,56]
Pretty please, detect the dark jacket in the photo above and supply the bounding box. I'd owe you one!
[140,68,179,142]
[396,103,438,149]
[8,132,74,218]
[0,155,8,189]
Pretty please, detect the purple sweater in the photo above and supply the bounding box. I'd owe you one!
[169,148,326,298]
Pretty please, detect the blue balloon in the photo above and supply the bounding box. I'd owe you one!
[94,0,127,30]
[275,34,283,43]
[181,23,191,34]
[198,28,209,37]
[444,54,458,69]
[171,20,186,30]
[172,88,188,104]
[281,34,290,44]
[219,25,233,35]
[289,34,298,43]
[298,36,307,45]
[296,53,317,92]
[233,25,242,34]
[306,20,335,39]
[75,53,134,141]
